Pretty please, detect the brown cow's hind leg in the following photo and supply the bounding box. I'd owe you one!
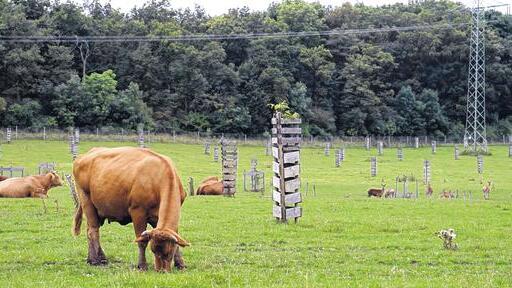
[130,208,149,271]
[81,193,107,265]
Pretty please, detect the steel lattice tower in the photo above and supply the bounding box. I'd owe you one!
[464,3,487,153]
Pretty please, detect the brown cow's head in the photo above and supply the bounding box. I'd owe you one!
[136,228,189,272]
[49,171,63,187]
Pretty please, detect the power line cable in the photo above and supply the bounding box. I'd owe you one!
[0,22,470,43]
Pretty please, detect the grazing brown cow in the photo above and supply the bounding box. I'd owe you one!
[196,176,223,195]
[72,147,189,272]
[0,172,62,198]
[0,175,8,182]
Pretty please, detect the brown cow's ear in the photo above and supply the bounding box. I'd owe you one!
[135,230,152,243]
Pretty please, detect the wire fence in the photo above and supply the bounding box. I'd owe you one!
[0,126,510,148]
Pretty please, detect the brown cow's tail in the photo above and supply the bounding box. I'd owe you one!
[72,205,83,236]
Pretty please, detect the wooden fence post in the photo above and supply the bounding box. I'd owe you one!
[188,177,194,196]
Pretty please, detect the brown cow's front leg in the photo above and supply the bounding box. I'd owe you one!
[173,247,186,270]
[82,195,107,265]
[130,208,148,271]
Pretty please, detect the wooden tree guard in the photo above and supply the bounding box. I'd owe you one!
[213,145,219,162]
[43,127,46,141]
[204,142,211,155]
[324,142,330,156]
[414,137,419,149]
[6,128,11,144]
[38,162,55,174]
[265,138,271,156]
[243,159,265,193]
[431,140,437,154]
[69,132,78,160]
[377,141,383,155]
[221,140,237,197]
[74,128,80,144]
[65,174,79,209]
[397,147,403,161]
[509,144,511,158]
[365,137,370,150]
[271,113,302,223]
[477,155,483,174]
[370,157,377,177]
[454,145,459,160]
[335,149,341,167]
[138,127,145,148]
[423,160,431,184]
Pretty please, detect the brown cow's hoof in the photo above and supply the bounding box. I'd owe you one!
[87,258,108,266]
[174,263,186,271]
[137,264,148,271]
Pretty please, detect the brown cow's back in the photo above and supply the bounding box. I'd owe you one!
[73,147,184,225]
[196,176,223,195]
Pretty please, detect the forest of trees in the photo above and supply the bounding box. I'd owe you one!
[0,0,511,137]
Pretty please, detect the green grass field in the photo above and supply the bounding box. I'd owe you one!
[0,140,511,287]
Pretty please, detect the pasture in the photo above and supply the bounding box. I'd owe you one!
[0,140,511,287]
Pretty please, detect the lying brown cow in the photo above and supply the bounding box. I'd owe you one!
[72,147,189,272]
[196,176,223,195]
[0,172,62,198]
[0,175,8,182]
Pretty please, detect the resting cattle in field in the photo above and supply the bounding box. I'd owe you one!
[0,172,62,198]
[196,176,223,195]
[72,147,189,272]
[0,175,8,182]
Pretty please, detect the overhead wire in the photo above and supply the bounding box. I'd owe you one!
[0,22,471,43]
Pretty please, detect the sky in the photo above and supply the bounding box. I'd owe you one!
[84,0,511,16]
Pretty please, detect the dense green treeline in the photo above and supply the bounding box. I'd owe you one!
[0,0,511,137]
